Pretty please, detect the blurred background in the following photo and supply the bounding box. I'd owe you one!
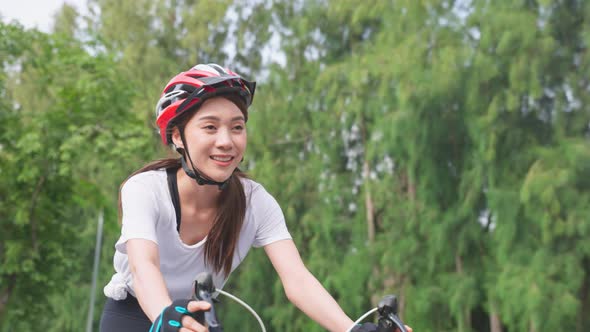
[1,1,589,331]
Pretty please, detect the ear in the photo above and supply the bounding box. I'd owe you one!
[171,127,183,149]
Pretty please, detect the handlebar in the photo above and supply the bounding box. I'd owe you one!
[193,273,407,332]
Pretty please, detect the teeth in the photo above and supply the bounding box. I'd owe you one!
[211,156,232,162]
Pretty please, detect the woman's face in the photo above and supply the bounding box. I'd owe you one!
[173,97,247,182]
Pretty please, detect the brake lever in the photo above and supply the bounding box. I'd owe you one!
[376,295,408,332]
[193,272,223,332]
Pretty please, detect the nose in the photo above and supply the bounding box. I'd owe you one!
[215,127,233,150]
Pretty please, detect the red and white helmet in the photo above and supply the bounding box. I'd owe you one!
[155,63,256,145]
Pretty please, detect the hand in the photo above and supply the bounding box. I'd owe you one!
[180,301,212,332]
[150,299,211,332]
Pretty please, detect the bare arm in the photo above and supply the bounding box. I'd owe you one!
[126,239,213,332]
[264,239,354,332]
[127,239,172,322]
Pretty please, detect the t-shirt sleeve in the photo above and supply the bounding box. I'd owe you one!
[251,186,292,248]
[115,176,160,254]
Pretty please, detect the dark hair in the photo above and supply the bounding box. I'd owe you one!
[118,94,249,277]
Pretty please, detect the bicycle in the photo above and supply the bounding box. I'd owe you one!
[192,272,409,332]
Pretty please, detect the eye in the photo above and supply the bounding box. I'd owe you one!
[233,125,244,131]
[203,125,217,130]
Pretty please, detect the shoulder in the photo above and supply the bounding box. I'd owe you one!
[123,169,167,189]
[120,169,169,202]
[240,177,263,196]
[239,177,291,248]
[240,177,282,213]
[240,177,274,202]
[118,169,172,227]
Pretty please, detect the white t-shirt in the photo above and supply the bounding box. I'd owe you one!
[103,169,291,301]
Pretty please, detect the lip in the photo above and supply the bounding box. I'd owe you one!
[210,155,235,167]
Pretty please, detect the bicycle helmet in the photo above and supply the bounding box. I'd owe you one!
[155,63,256,145]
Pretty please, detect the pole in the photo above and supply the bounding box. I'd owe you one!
[86,209,104,332]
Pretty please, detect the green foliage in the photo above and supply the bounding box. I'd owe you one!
[2,0,590,331]
[0,19,152,330]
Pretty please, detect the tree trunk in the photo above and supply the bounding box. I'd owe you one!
[0,274,17,320]
[407,173,416,202]
[529,318,538,332]
[363,160,375,242]
[489,303,503,332]
[359,111,375,243]
[455,254,472,332]
[577,257,590,332]
[29,174,46,252]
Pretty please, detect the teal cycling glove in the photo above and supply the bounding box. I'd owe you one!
[149,299,205,332]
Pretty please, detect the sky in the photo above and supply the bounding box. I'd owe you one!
[0,0,87,32]
[0,0,286,69]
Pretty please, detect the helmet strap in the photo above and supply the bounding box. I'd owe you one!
[178,131,230,190]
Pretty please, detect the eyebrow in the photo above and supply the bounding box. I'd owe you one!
[197,115,245,122]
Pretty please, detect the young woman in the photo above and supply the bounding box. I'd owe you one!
[100,64,412,332]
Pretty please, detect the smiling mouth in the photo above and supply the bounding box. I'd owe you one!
[210,156,234,162]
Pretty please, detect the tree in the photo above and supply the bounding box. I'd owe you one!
[0,19,152,330]
[2,1,589,330]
